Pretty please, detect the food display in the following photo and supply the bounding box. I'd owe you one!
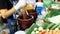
[26,3,60,33]
[26,23,60,34]
[0,0,60,34]
[38,30,60,34]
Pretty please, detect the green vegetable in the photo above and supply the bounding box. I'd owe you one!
[36,31,39,34]
[34,28,38,31]
[31,31,36,34]
[47,29,49,31]
[26,24,39,34]
[56,24,60,30]
[46,23,55,30]
[55,28,59,30]
[51,10,60,17]
[44,12,51,20]
[50,24,60,30]
[38,27,43,31]
[43,0,53,8]
[44,9,60,23]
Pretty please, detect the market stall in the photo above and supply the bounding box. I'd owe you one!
[0,0,60,34]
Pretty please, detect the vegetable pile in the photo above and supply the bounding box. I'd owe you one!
[31,27,43,34]
[38,30,60,34]
[43,23,60,30]
[31,23,60,34]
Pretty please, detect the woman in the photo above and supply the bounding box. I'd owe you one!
[0,0,26,22]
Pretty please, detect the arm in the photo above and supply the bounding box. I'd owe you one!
[0,7,16,18]
[0,0,26,19]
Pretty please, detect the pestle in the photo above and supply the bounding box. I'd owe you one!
[21,8,27,20]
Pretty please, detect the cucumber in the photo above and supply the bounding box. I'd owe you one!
[56,24,60,30]
[46,23,55,30]
[50,24,60,30]
[49,23,55,29]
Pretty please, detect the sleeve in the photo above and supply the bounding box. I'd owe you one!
[0,0,7,9]
[6,0,13,18]
[6,0,13,10]
[0,0,13,22]
[0,0,13,10]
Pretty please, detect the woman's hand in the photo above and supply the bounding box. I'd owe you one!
[0,9,7,18]
[14,0,26,10]
[0,0,27,18]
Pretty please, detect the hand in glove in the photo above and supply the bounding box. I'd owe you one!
[14,0,26,10]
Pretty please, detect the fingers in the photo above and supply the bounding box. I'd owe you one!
[0,9,7,14]
[14,0,26,10]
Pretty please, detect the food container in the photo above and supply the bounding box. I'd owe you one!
[17,16,34,30]
[14,31,25,34]
[27,9,38,23]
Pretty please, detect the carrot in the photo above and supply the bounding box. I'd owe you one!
[39,30,46,34]
[44,31,49,34]
[41,30,46,34]
[49,30,53,34]
[52,30,58,34]
[58,30,60,34]
[39,32,41,34]
[39,30,60,34]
